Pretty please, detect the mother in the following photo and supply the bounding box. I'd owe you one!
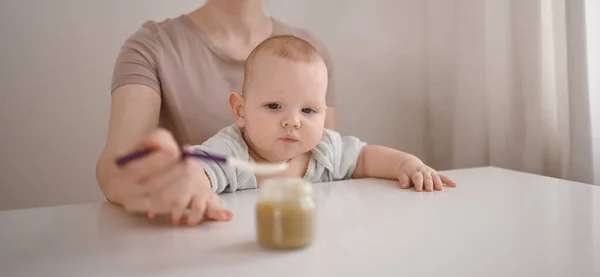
[95,0,338,225]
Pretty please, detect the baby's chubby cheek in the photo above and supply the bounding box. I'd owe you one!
[301,132,323,150]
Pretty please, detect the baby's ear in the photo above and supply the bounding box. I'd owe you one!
[229,92,245,128]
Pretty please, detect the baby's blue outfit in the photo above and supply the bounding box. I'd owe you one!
[190,124,367,193]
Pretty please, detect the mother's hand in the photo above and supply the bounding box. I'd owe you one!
[106,129,232,225]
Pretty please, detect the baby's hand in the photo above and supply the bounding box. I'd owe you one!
[397,156,457,192]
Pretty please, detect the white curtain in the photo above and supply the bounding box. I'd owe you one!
[423,0,597,185]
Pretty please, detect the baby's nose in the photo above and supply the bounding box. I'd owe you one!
[281,115,301,128]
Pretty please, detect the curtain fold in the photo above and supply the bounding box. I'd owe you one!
[423,0,596,184]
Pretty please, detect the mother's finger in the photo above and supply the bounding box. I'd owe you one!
[168,180,194,225]
[206,202,233,221]
[205,194,233,221]
[186,195,208,226]
[171,192,193,225]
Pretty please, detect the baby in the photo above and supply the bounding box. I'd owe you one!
[191,35,456,192]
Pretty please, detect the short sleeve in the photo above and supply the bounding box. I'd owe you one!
[313,129,367,180]
[299,31,337,107]
[188,125,257,194]
[189,135,236,194]
[111,21,162,95]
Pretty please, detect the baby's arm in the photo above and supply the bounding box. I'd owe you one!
[352,145,456,191]
[351,146,416,180]
[322,129,455,191]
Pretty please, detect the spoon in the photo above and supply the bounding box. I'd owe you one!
[116,148,288,175]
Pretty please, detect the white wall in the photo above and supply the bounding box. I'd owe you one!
[0,0,427,210]
[270,0,427,156]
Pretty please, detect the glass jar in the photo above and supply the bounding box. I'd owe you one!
[255,177,316,250]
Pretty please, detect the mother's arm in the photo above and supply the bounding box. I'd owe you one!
[96,84,161,203]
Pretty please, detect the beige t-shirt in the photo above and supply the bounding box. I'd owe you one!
[111,15,337,145]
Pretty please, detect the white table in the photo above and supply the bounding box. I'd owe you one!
[1,167,598,277]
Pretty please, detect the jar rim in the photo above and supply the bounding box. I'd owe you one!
[258,177,313,201]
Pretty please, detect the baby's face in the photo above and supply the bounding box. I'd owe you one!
[240,54,328,162]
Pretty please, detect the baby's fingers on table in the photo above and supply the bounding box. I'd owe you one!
[398,172,411,189]
[441,174,458,187]
[432,173,444,191]
[423,172,434,192]
[411,171,424,191]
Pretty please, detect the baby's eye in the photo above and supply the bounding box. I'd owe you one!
[302,108,316,114]
[265,103,281,110]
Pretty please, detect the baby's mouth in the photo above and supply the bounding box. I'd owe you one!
[280,136,299,143]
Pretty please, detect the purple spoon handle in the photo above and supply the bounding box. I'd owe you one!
[182,151,228,163]
[116,148,228,167]
[115,148,154,167]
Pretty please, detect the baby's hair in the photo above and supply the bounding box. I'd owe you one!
[242,35,323,94]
